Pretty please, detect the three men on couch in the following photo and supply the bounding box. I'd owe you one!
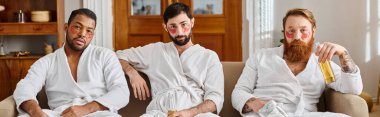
[12,3,363,117]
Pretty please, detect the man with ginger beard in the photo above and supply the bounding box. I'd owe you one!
[116,3,223,117]
[231,8,362,117]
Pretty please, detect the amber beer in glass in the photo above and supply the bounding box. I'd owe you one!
[315,42,336,84]
[319,61,336,84]
[168,110,176,116]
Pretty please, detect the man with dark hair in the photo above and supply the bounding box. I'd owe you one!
[231,8,362,117]
[13,8,130,117]
[117,2,224,117]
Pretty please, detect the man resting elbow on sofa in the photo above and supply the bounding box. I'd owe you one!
[231,8,362,117]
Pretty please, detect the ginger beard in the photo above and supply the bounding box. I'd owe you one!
[283,32,314,62]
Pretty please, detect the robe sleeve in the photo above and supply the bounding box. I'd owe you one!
[327,61,363,95]
[203,53,224,114]
[116,43,157,69]
[94,50,130,112]
[231,55,259,116]
[13,55,50,114]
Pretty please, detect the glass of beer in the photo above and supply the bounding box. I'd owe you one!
[315,42,336,84]
[168,110,177,116]
[167,93,177,116]
[319,60,336,84]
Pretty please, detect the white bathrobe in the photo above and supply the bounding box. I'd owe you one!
[13,45,130,117]
[232,45,363,117]
[116,42,224,117]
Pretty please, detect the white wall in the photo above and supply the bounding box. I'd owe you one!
[64,0,82,23]
[271,0,380,97]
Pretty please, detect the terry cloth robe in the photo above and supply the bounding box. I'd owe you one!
[13,44,130,117]
[116,42,224,117]
[232,45,363,117]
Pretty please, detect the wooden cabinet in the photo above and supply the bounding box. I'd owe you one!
[0,0,64,100]
[0,57,39,100]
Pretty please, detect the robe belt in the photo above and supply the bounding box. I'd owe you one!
[154,86,201,102]
[277,92,305,116]
[53,96,94,113]
[72,96,94,105]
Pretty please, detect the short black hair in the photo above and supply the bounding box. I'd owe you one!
[68,8,97,26]
[163,2,193,24]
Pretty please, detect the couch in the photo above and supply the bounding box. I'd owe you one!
[0,62,369,117]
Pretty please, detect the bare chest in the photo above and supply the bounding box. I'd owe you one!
[286,61,307,76]
[68,59,79,82]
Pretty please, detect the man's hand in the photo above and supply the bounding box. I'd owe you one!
[20,100,48,117]
[168,100,216,117]
[61,105,90,117]
[29,109,48,117]
[168,108,197,117]
[315,42,346,62]
[61,101,108,117]
[315,42,358,73]
[243,98,266,113]
[119,59,150,100]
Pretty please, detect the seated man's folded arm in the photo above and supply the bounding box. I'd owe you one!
[328,50,363,95]
[231,56,260,115]
[93,51,130,112]
[202,59,224,114]
[116,44,157,100]
[14,56,50,115]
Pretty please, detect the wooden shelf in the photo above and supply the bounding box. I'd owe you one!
[0,22,58,35]
[0,22,57,25]
[0,55,42,60]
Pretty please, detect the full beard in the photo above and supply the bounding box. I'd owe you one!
[169,31,192,46]
[284,38,314,62]
[66,35,88,52]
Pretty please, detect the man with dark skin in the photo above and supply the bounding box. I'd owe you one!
[14,8,129,117]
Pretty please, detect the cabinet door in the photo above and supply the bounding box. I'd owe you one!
[0,60,12,100]
[12,59,38,92]
[6,60,21,93]
[0,59,38,101]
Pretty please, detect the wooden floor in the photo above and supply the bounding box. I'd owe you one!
[370,102,380,117]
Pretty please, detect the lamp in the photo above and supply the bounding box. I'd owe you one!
[0,5,4,11]
[0,5,4,22]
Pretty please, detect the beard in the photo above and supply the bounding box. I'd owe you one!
[169,31,192,46]
[66,35,88,52]
[284,38,314,62]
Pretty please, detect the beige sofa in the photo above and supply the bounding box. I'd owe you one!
[0,62,369,117]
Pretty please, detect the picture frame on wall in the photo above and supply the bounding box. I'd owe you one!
[193,0,223,15]
[131,0,161,16]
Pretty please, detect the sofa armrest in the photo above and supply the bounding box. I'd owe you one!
[0,96,17,117]
[324,89,368,117]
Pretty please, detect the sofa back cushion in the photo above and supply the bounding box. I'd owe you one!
[220,62,244,117]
